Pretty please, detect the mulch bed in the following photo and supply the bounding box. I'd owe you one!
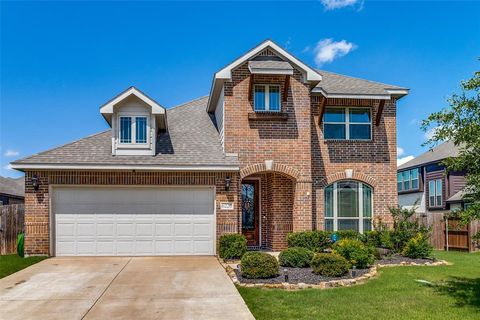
[234,267,369,284]
[377,255,436,265]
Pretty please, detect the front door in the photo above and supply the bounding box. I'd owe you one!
[241,180,259,247]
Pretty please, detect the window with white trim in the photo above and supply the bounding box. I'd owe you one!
[119,115,148,144]
[325,180,373,233]
[254,84,281,112]
[428,179,443,207]
[323,107,372,140]
[397,168,419,192]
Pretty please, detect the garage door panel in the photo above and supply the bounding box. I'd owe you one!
[54,186,215,256]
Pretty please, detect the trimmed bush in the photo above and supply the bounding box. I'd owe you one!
[364,230,394,249]
[219,234,247,260]
[336,230,363,241]
[241,252,279,279]
[311,253,350,277]
[402,233,433,258]
[286,231,332,252]
[279,247,314,268]
[333,239,375,269]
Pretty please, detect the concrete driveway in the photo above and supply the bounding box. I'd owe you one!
[0,257,254,320]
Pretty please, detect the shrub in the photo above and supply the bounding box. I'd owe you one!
[279,247,314,268]
[402,233,433,258]
[364,230,394,249]
[311,253,350,277]
[389,205,431,252]
[240,252,279,279]
[333,239,375,269]
[287,231,331,252]
[336,230,362,241]
[219,234,247,260]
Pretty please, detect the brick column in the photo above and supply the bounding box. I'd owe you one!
[24,172,50,256]
[293,181,313,231]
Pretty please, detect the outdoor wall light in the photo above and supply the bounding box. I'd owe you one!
[31,174,39,191]
[225,176,231,191]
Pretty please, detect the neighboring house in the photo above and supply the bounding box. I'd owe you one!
[397,141,468,215]
[11,40,408,257]
[0,176,24,205]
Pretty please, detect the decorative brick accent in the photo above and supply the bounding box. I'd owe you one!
[24,170,240,256]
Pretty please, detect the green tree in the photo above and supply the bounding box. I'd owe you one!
[422,68,480,225]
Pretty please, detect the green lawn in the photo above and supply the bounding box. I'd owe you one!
[238,251,480,320]
[0,254,47,279]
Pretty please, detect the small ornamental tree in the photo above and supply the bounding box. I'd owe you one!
[422,68,480,233]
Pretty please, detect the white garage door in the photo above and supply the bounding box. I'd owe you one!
[53,186,215,256]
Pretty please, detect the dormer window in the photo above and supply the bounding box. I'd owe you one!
[119,115,148,145]
[254,84,281,112]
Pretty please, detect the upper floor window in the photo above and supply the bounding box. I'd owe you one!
[428,179,443,207]
[397,168,419,192]
[119,115,148,144]
[323,107,371,140]
[254,84,281,112]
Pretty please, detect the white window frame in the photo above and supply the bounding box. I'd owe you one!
[323,107,372,141]
[398,168,419,192]
[325,181,373,233]
[428,179,443,207]
[254,84,281,112]
[118,113,149,147]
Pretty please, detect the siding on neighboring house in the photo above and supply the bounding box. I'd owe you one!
[215,87,225,150]
[399,191,425,213]
[448,171,467,198]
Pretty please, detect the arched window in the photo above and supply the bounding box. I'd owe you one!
[325,180,373,233]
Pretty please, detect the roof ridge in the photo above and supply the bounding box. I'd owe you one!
[11,130,109,164]
[317,69,407,90]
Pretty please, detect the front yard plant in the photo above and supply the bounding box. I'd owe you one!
[240,251,279,279]
[279,247,314,268]
[402,233,433,258]
[332,239,375,269]
[311,253,350,277]
[286,231,331,252]
[219,233,247,260]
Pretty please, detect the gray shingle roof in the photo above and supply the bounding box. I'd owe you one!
[0,176,24,197]
[397,141,460,170]
[248,60,294,73]
[315,69,408,96]
[446,189,466,203]
[12,97,238,168]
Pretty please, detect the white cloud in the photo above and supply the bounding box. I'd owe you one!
[313,38,357,66]
[3,164,13,170]
[4,149,19,157]
[397,147,405,157]
[320,0,363,11]
[424,126,440,141]
[397,156,415,167]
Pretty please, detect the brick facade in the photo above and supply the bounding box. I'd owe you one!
[23,171,240,256]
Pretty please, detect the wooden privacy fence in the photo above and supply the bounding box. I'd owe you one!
[0,204,25,255]
[418,212,479,252]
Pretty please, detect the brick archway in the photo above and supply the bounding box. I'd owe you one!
[318,170,377,189]
[240,162,300,181]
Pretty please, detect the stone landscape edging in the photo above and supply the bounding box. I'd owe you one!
[220,258,450,290]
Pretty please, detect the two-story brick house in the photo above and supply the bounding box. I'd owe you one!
[12,40,408,256]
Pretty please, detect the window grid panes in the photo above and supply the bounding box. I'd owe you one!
[398,168,419,192]
[120,117,132,143]
[254,84,281,112]
[428,179,443,207]
[135,117,147,144]
[324,181,373,233]
[323,107,371,140]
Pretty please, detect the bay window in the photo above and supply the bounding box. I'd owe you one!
[325,180,373,233]
[323,107,371,140]
[119,115,148,145]
[254,84,281,112]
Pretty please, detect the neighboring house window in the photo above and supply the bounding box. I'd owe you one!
[119,115,148,144]
[323,107,371,140]
[325,180,373,233]
[397,168,419,192]
[254,85,281,112]
[464,203,472,210]
[428,179,443,207]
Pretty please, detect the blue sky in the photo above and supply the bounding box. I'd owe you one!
[1,1,479,178]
